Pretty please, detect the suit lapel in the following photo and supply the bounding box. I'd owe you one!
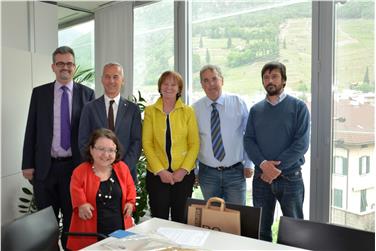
[115,97,128,131]
[96,96,108,127]
[46,82,55,132]
[71,83,81,127]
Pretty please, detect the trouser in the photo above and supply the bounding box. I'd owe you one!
[198,162,246,205]
[146,170,195,223]
[33,158,75,250]
[253,169,304,242]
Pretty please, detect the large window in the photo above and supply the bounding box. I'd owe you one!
[58,20,95,89]
[133,1,174,104]
[332,0,374,231]
[189,1,312,226]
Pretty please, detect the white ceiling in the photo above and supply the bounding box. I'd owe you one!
[55,1,114,27]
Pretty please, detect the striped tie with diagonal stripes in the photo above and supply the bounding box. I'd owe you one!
[211,102,225,161]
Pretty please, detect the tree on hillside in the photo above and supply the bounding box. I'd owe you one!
[206,48,211,63]
[199,36,203,48]
[227,37,232,49]
[363,66,369,83]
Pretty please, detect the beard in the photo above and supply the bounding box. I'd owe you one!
[59,70,71,81]
[265,83,283,96]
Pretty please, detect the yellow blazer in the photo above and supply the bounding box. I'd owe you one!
[142,98,200,174]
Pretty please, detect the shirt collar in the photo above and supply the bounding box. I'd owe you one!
[104,94,120,105]
[55,81,73,92]
[265,91,287,105]
[204,94,225,108]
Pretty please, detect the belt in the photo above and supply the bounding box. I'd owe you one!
[51,156,72,162]
[207,162,242,171]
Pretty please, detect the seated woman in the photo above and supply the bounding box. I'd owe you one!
[142,70,200,223]
[67,128,136,250]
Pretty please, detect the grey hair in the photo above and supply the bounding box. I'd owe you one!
[102,62,124,76]
[199,64,223,82]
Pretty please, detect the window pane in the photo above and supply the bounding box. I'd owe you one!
[58,20,95,89]
[332,1,374,231]
[133,1,174,104]
[189,2,312,240]
[334,189,343,208]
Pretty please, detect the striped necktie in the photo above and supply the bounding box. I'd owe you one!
[211,102,225,161]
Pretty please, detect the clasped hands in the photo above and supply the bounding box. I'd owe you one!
[158,168,187,185]
[78,202,134,220]
[260,160,282,184]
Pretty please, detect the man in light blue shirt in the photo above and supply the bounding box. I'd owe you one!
[193,64,253,205]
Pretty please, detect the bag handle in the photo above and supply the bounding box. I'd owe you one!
[206,197,226,211]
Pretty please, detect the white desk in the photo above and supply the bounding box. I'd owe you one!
[82,218,305,250]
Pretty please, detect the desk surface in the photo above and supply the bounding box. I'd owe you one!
[82,217,305,250]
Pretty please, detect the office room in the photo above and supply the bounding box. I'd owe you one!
[1,0,374,250]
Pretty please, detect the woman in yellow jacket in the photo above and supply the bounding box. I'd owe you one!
[142,70,200,223]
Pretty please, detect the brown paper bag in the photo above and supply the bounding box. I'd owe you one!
[187,197,241,235]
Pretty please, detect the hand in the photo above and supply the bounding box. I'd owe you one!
[123,203,133,217]
[78,203,94,220]
[158,170,174,185]
[173,168,188,183]
[22,168,35,181]
[244,168,254,178]
[260,160,281,184]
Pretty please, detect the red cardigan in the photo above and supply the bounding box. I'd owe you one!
[67,161,136,250]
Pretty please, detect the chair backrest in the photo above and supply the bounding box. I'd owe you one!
[277,216,375,251]
[185,198,262,239]
[2,206,59,251]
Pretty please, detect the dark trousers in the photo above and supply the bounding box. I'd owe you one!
[33,158,75,250]
[253,170,305,242]
[146,170,195,223]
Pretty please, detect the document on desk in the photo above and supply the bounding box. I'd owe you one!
[156,227,210,247]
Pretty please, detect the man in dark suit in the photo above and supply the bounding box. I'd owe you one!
[78,62,142,183]
[21,46,95,250]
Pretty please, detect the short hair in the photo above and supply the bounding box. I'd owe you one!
[199,64,224,82]
[84,128,123,164]
[261,61,287,82]
[157,70,184,98]
[102,62,124,77]
[52,46,75,63]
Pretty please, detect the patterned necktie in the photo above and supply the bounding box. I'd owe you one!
[108,100,115,131]
[60,86,71,150]
[211,102,225,161]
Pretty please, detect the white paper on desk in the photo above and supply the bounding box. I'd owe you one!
[156,227,210,247]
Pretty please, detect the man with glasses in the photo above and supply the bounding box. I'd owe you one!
[78,62,142,183]
[21,46,95,249]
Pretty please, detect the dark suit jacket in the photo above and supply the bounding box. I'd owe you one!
[78,95,142,181]
[21,82,95,180]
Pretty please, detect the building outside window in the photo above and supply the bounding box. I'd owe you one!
[359,156,370,175]
[331,0,374,232]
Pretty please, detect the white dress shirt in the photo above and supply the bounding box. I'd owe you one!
[193,93,252,168]
[104,94,120,125]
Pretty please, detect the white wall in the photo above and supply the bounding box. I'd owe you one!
[1,1,57,224]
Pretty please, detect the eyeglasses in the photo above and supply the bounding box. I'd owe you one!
[93,146,117,154]
[55,62,75,68]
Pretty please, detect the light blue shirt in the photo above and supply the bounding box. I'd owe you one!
[265,91,287,106]
[51,81,73,157]
[193,93,252,168]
